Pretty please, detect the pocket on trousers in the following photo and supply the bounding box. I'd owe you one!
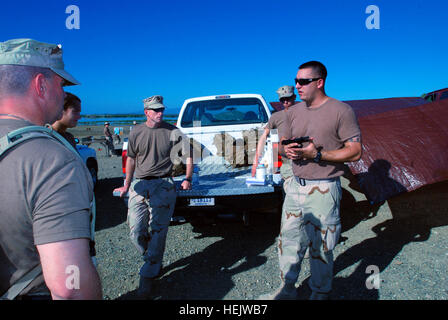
[283,174,297,195]
[304,181,340,224]
[321,224,341,252]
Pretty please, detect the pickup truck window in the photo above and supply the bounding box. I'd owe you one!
[180,98,269,127]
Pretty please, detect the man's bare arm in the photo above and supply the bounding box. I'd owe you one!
[320,140,362,163]
[181,156,193,190]
[124,156,136,188]
[251,128,269,176]
[285,136,362,163]
[114,156,135,197]
[37,238,102,300]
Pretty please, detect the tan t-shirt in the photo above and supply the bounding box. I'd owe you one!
[0,119,93,296]
[127,122,190,178]
[281,98,361,179]
[266,109,287,130]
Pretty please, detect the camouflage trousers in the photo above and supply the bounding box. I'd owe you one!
[279,158,293,182]
[127,177,177,278]
[279,176,342,293]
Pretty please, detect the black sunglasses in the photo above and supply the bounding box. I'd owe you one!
[280,97,294,103]
[294,78,321,86]
[152,108,165,113]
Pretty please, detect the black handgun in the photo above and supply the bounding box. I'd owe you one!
[281,136,310,148]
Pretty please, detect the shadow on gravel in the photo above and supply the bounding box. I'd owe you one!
[332,181,448,300]
[123,211,281,300]
[339,187,382,234]
[95,177,128,231]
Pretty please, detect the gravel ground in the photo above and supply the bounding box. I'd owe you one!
[79,129,448,301]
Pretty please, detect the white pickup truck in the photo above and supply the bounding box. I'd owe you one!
[76,143,98,188]
[120,94,283,222]
[174,94,283,219]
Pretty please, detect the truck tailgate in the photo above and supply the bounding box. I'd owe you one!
[173,155,275,198]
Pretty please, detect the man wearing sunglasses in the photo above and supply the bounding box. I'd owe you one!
[251,85,296,180]
[114,95,193,299]
[261,61,362,300]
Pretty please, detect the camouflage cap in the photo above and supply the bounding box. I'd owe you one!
[143,95,165,110]
[276,85,295,99]
[0,38,80,86]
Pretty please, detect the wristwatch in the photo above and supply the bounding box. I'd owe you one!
[313,150,322,163]
[183,177,192,183]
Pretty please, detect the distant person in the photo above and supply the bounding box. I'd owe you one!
[251,85,296,181]
[0,38,102,300]
[52,92,97,261]
[113,95,193,299]
[260,61,362,300]
[104,121,114,156]
[51,92,82,149]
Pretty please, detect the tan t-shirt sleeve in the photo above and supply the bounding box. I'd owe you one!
[338,106,362,142]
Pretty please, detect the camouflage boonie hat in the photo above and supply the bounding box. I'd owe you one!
[0,38,80,86]
[143,95,165,110]
[276,85,295,99]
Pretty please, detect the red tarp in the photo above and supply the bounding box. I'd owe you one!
[345,97,428,117]
[346,98,448,204]
[270,101,284,112]
[270,97,448,203]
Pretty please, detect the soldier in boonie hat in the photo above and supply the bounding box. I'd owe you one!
[0,39,102,300]
[143,95,165,110]
[276,85,295,99]
[114,92,193,299]
[0,38,80,86]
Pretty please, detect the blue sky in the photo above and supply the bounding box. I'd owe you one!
[1,0,447,114]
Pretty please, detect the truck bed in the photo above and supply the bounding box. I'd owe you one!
[174,155,276,197]
[173,155,281,213]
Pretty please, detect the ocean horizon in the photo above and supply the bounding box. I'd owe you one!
[79,109,180,126]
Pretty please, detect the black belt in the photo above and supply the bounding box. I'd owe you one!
[295,177,338,186]
[140,174,171,180]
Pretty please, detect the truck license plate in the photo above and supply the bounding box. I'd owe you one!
[189,198,215,206]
